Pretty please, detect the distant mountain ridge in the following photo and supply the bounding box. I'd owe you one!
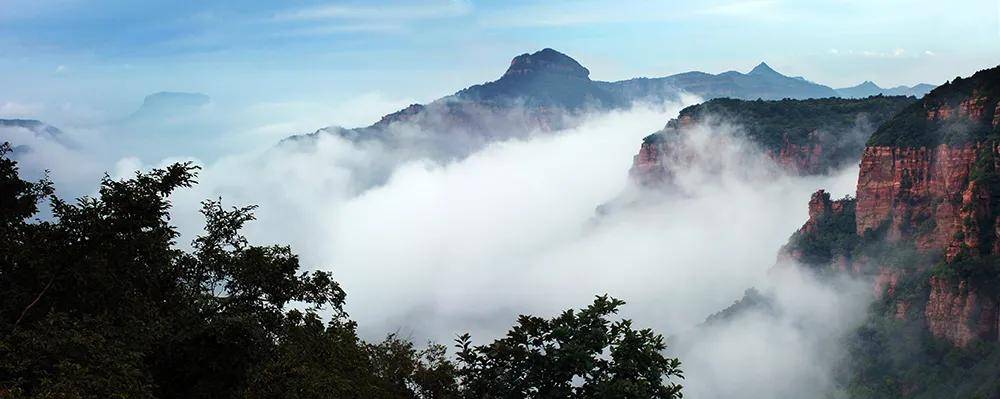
[0,119,63,139]
[126,91,211,121]
[0,118,67,155]
[836,80,935,98]
[279,48,937,191]
[287,48,933,149]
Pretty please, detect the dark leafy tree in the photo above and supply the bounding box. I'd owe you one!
[454,295,683,399]
[0,144,682,398]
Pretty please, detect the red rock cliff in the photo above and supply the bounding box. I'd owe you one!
[925,276,999,347]
[629,132,835,187]
[854,144,998,261]
[783,67,1000,348]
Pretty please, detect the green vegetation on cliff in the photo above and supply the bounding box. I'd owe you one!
[642,96,916,172]
[784,195,859,267]
[646,95,915,149]
[868,66,1000,147]
[840,268,1000,399]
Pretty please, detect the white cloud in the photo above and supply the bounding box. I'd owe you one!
[14,97,873,397]
[478,2,685,28]
[274,0,471,21]
[153,101,866,399]
[0,101,43,118]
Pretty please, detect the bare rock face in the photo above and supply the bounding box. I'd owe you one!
[925,276,1000,347]
[771,136,826,175]
[959,92,990,120]
[854,144,998,261]
[993,102,1000,127]
[780,66,1000,350]
[849,87,1000,347]
[502,48,591,79]
[629,140,670,187]
[803,189,846,233]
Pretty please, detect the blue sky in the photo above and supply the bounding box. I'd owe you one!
[2,0,999,127]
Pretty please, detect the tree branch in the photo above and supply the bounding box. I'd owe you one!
[11,275,55,333]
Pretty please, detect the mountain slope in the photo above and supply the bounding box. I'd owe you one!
[608,62,839,102]
[0,119,67,154]
[837,81,936,99]
[125,92,211,122]
[777,65,1000,398]
[0,119,63,139]
[628,96,917,187]
[453,48,626,109]
[287,49,873,151]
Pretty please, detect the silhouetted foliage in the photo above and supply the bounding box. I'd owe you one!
[454,295,683,399]
[0,145,681,398]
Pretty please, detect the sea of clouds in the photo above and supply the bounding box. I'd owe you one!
[6,97,872,398]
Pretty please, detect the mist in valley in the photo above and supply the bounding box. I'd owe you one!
[7,96,878,397]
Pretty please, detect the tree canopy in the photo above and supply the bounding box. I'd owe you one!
[0,143,682,398]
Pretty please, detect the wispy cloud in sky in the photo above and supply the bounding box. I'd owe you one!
[698,0,779,17]
[0,0,997,124]
[274,0,472,21]
[476,1,686,28]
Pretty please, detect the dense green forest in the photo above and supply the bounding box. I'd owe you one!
[839,261,1000,399]
[779,195,1000,398]
[645,96,914,147]
[0,144,683,398]
[868,66,1000,147]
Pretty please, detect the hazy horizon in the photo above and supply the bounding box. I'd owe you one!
[3,0,999,132]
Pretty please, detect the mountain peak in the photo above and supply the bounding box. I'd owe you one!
[503,48,590,79]
[748,62,781,76]
[858,80,880,89]
[127,91,211,121]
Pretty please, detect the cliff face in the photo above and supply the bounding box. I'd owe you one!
[787,157,1000,347]
[770,137,826,175]
[629,97,916,187]
[925,276,999,347]
[780,66,1000,350]
[854,144,995,260]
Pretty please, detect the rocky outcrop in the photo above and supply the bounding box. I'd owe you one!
[855,143,1000,261]
[925,276,999,347]
[628,97,916,187]
[804,190,848,233]
[502,48,590,79]
[851,140,1000,347]
[775,189,860,270]
[630,140,670,187]
[854,144,994,260]
[993,102,1000,127]
[781,66,1000,350]
[771,139,825,175]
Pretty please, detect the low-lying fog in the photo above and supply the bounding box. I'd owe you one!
[9,99,872,398]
